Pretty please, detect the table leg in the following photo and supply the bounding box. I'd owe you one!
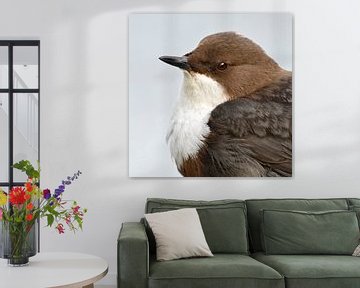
[82,284,94,288]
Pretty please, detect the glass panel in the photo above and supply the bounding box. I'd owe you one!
[0,186,8,193]
[13,46,38,89]
[13,93,39,182]
[0,46,8,89]
[0,93,9,182]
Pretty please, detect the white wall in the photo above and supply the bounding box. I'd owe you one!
[1,0,360,286]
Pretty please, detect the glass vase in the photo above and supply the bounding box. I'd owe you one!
[0,220,37,266]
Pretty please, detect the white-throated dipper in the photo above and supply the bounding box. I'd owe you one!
[159,32,292,177]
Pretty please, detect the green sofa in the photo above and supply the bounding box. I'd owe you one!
[118,198,360,288]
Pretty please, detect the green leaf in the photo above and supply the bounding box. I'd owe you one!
[46,205,60,217]
[12,160,30,170]
[75,215,83,230]
[12,160,40,180]
[47,214,54,227]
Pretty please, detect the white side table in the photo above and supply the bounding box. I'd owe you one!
[0,252,108,288]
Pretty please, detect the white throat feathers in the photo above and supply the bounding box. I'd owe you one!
[167,72,228,166]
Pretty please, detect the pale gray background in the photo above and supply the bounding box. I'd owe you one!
[129,13,293,177]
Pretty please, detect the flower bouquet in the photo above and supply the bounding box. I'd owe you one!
[0,160,87,266]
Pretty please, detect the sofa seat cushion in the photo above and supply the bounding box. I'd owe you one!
[149,254,284,288]
[252,252,360,288]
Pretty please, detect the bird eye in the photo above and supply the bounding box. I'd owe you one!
[217,62,228,71]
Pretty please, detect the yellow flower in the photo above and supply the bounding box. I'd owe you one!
[0,189,7,206]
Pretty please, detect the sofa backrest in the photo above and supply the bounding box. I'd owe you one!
[348,198,360,207]
[348,198,360,229]
[145,198,249,255]
[245,198,350,252]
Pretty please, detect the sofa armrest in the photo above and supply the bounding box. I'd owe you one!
[118,222,149,288]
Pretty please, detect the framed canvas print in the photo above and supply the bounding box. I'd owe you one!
[129,13,293,177]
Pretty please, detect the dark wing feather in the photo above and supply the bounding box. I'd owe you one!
[204,75,292,177]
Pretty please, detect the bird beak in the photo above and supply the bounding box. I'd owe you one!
[159,56,190,70]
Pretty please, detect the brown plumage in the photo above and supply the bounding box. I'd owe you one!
[160,32,292,177]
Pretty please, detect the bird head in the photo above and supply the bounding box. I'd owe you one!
[159,32,283,99]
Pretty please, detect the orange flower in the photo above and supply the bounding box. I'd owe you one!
[24,193,31,200]
[26,214,33,221]
[25,182,33,192]
[26,203,34,210]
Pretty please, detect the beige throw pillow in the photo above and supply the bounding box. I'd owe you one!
[353,244,360,256]
[145,208,213,261]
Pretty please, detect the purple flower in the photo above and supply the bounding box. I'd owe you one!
[43,189,51,200]
[54,170,82,199]
[54,189,63,198]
